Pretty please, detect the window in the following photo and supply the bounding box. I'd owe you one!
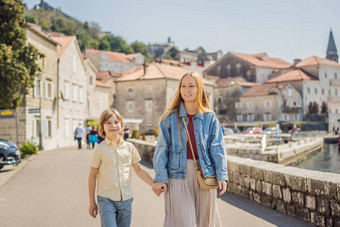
[218,97,222,104]
[64,81,70,99]
[237,114,243,122]
[128,88,134,93]
[98,100,103,110]
[314,88,318,94]
[288,87,292,97]
[47,120,52,137]
[329,89,331,96]
[264,100,271,108]
[264,113,271,121]
[247,101,253,108]
[145,86,152,93]
[335,73,338,79]
[307,87,310,94]
[127,101,134,111]
[325,72,327,78]
[72,84,77,101]
[235,102,242,109]
[227,65,231,74]
[73,56,77,72]
[79,87,83,103]
[336,88,338,96]
[236,63,241,73]
[90,76,93,85]
[322,88,325,95]
[247,113,254,121]
[246,70,251,77]
[45,80,54,100]
[145,100,153,112]
[33,78,41,98]
[64,119,69,136]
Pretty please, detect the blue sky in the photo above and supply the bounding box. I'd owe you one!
[24,0,340,63]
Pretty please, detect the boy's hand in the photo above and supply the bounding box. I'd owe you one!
[89,202,98,218]
[152,182,167,196]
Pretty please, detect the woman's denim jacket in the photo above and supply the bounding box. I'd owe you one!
[153,103,228,184]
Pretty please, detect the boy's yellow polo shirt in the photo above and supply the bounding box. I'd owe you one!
[90,137,141,201]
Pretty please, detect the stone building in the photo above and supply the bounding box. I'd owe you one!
[85,48,144,74]
[203,52,291,83]
[114,63,215,132]
[214,77,258,123]
[1,25,60,149]
[83,57,111,121]
[236,83,302,125]
[52,36,88,148]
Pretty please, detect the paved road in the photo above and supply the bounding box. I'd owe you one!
[0,147,313,227]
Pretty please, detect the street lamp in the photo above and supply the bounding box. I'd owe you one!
[37,73,44,150]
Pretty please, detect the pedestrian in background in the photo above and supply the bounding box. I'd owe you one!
[88,108,154,227]
[86,124,92,149]
[74,123,85,149]
[152,72,228,227]
[123,124,130,140]
[89,126,99,149]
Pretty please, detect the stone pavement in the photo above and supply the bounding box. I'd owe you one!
[0,147,313,227]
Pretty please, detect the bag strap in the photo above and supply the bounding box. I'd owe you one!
[181,117,200,172]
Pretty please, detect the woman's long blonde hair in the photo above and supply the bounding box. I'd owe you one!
[159,72,212,145]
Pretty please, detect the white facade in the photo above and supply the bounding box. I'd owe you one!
[57,38,88,147]
[255,67,275,83]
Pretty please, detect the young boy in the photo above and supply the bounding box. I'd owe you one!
[88,108,154,227]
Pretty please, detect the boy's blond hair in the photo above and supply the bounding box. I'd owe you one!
[98,108,124,138]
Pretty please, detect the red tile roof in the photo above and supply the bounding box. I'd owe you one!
[241,83,288,97]
[296,56,340,67]
[96,80,111,88]
[96,71,120,83]
[231,52,291,69]
[266,69,317,83]
[116,63,215,86]
[52,36,76,59]
[86,48,140,63]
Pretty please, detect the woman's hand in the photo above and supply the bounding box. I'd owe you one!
[218,181,228,195]
[152,182,167,196]
[89,202,98,218]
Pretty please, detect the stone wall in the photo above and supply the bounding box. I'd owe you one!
[129,139,340,226]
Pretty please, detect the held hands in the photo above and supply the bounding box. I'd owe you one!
[152,182,167,196]
[218,180,228,195]
[89,202,98,218]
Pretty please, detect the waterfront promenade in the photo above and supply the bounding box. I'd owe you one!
[0,147,312,227]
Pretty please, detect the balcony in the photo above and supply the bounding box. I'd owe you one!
[281,106,301,113]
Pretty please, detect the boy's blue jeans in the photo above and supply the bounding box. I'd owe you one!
[97,196,133,227]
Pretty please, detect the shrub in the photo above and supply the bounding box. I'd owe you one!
[153,128,159,137]
[19,141,38,159]
[141,133,146,141]
[131,130,140,139]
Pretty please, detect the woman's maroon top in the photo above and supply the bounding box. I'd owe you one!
[186,114,199,159]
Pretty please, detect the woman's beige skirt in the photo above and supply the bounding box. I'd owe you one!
[164,160,222,227]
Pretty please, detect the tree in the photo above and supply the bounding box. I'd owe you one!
[321,101,328,114]
[166,46,179,60]
[0,0,43,109]
[101,35,133,54]
[25,13,38,24]
[131,41,153,62]
[308,101,319,114]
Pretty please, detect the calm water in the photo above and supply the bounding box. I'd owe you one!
[293,143,340,174]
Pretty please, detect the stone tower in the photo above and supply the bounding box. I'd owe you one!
[326,29,338,62]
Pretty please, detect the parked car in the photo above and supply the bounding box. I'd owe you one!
[144,129,154,136]
[243,127,263,134]
[0,139,21,169]
[263,127,282,134]
[222,127,234,135]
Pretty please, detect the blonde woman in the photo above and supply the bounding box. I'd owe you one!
[152,72,228,227]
